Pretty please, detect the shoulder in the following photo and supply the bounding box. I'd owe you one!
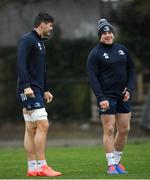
[88,44,100,59]
[113,43,129,55]
[18,31,35,45]
[114,43,128,51]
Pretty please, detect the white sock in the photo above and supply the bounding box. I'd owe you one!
[28,160,37,170]
[37,160,47,169]
[106,153,115,166]
[114,151,123,165]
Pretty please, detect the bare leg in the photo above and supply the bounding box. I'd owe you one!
[23,108,37,161]
[34,119,61,176]
[34,120,49,160]
[114,113,131,151]
[101,115,116,153]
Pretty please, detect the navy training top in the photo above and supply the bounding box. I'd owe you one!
[17,30,48,92]
[87,42,135,104]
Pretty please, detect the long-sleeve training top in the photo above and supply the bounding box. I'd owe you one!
[87,42,135,104]
[17,30,48,92]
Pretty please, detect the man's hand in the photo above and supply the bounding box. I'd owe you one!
[24,87,35,97]
[44,91,53,103]
[122,87,130,102]
[99,100,109,111]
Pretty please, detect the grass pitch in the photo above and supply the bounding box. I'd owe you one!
[0,140,149,179]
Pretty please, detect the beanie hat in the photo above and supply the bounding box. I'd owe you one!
[97,18,114,37]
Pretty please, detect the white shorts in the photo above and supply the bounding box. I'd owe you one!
[23,108,48,122]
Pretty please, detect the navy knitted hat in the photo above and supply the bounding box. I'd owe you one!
[97,18,114,37]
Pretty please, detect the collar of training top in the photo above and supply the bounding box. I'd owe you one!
[100,42,114,48]
[32,30,42,40]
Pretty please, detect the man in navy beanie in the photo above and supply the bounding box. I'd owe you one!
[87,18,135,174]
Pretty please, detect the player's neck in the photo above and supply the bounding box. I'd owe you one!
[34,28,43,38]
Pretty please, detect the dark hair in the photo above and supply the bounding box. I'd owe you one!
[34,12,54,28]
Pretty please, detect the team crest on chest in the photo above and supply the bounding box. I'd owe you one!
[38,42,42,50]
[103,53,109,59]
[118,50,125,55]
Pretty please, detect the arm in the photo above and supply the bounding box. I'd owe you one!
[126,50,136,93]
[44,63,48,92]
[17,37,34,97]
[121,49,136,101]
[87,52,108,105]
[44,63,53,103]
[17,37,31,89]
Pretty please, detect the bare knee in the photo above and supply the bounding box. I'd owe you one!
[102,115,116,137]
[118,126,130,135]
[104,126,115,136]
[37,121,49,134]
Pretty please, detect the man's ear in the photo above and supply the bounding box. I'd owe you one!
[40,22,46,29]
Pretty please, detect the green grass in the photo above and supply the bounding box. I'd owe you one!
[0,141,150,179]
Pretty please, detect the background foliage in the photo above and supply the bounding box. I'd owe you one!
[0,39,95,122]
[112,0,150,71]
[0,0,150,122]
